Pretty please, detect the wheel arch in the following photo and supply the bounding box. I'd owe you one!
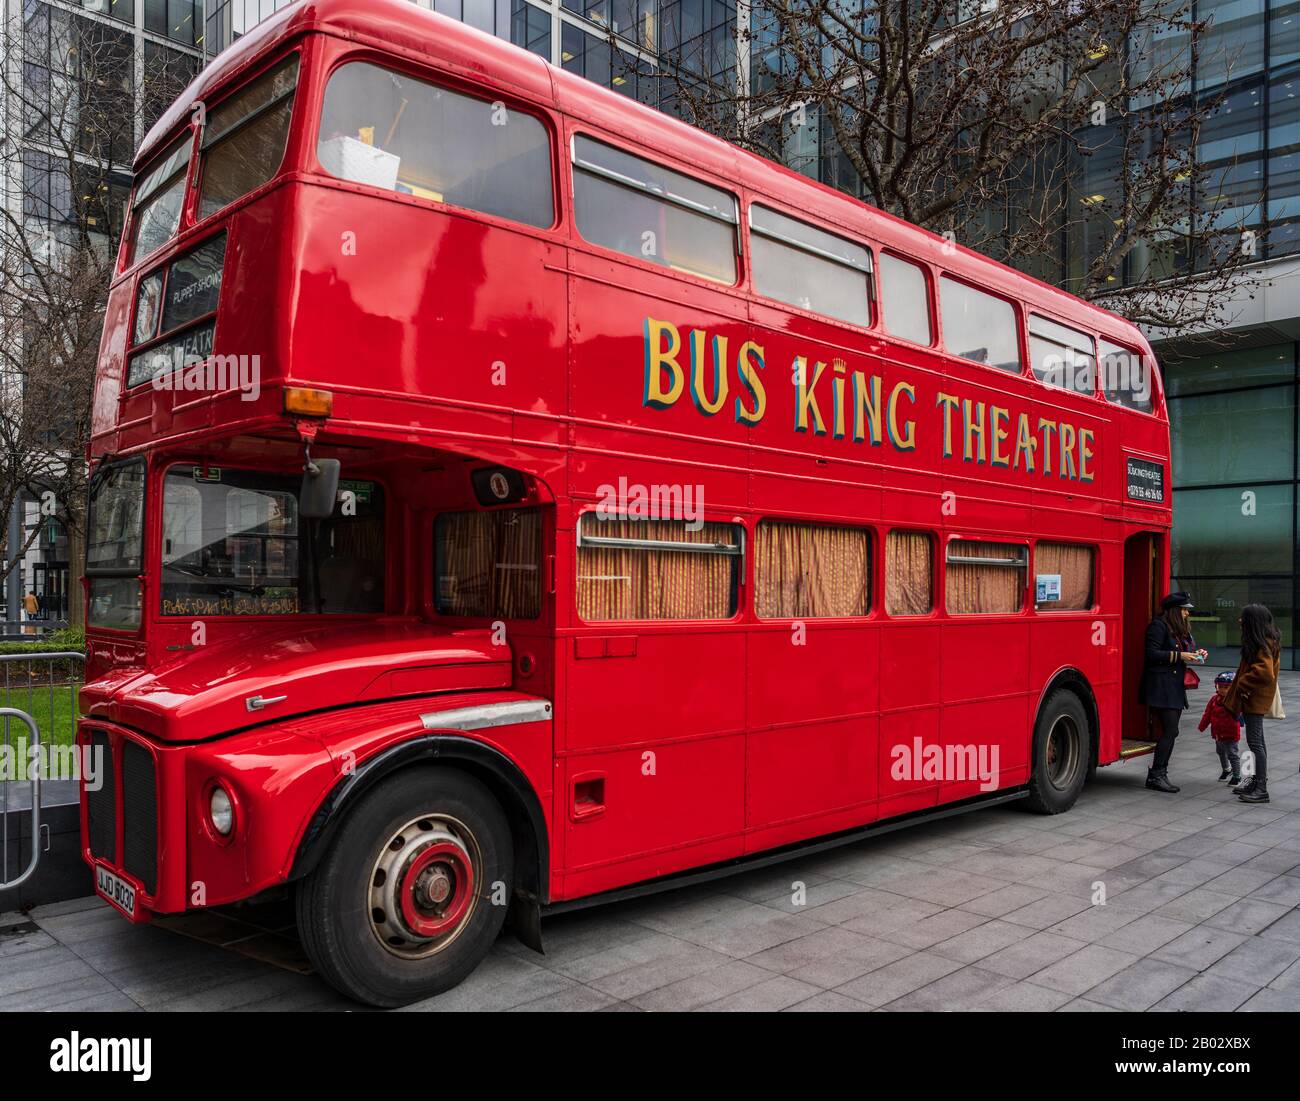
[1034,667,1100,775]
[288,735,550,909]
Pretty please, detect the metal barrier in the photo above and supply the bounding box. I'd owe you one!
[0,652,85,891]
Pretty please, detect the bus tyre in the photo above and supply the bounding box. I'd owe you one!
[296,767,513,1008]
[1024,689,1090,815]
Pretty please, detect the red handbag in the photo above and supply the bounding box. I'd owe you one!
[1184,667,1200,690]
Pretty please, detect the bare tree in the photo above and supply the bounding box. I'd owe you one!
[631,0,1265,335]
[0,6,196,625]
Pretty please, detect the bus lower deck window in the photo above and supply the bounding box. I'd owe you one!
[435,509,542,619]
[886,530,934,615]
[755,521,870,619]
[576,515,741,621]
[1035,542,1095,611]
[945,539,1027,615]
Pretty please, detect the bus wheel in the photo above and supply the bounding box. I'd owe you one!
[1024,689,1089,815]
[296,767,513,1008]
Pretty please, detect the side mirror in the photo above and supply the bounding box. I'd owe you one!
[300,458,341,519]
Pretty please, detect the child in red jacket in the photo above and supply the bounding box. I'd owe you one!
[1198,671,1243,783]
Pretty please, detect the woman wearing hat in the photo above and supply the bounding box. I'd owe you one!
[1139,591,1205,793]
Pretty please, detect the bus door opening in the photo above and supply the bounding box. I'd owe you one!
[1121,531,1162,758]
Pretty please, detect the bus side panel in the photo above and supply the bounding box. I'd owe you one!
[743,623,878,844]
[879,621,943,814]
[940,619,1030,794]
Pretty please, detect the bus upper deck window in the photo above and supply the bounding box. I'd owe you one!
[940,276,1022,372]
[572,135,738,284]
[1030,314,1096,395]
[130,136,191,264]
[317,62,554,229]
[197,55,299,221]
[880,253,932,345]
[750,204,872,327]
[1099,338,1155,413]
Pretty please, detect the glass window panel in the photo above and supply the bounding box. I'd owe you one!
[1199,0,1266,91]
[576,516,740,621]
[751,204,871,326]
[1030,314,1095,394]
[1168,384,1294,485]
[318,61,554,228]
[939,276,1022,371]
[754,521,870,618]
[1172,484,1293,575]
[198,56,298,219]
[1272,0,1300,68]
[1099,339,1156,411]
[886,530,933,615]
[435,509,542,618]
[945,539,1026,614]
[1164,342,1294,396]
[1269,69,1299,258]
[880,253,932,345]
[1172,576,1293,670]
[573,137,736,283]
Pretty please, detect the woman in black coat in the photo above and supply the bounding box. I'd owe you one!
[1139,591,1205,793]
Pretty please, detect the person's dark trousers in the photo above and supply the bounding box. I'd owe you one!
[1152,707,1181,771]
[1216,741,1241,774]
[1244,713,1267,789]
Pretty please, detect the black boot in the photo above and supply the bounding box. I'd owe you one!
[1239,780,1270,804]
[1232,776,1256,795]
[1218,767,1232,781]
[1146,768,1180,794]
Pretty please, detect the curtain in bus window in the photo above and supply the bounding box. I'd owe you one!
[886,530,933,615]
[316,62,554,228]
[945,540,1026,614]
[436,509,541,619]
[1035,542,1094,611]
[755,522,869,618]
[576,518,737,621]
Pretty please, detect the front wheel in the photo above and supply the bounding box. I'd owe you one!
[296,767,513,1007]
[1023,688,1090,815]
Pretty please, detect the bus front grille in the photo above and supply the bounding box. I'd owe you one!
[120,741,158,895]
[85,729,115,862]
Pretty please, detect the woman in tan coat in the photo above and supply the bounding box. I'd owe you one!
[1222,604,1282,804]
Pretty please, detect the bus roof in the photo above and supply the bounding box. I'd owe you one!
[138,0,1151,354]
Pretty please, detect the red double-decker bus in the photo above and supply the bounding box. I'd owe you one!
[78,0,1173,1006]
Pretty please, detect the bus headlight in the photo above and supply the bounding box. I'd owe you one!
[209,785,234,836]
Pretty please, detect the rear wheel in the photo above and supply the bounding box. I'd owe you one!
[1024,688,1090,815]
[296,767,513,1007]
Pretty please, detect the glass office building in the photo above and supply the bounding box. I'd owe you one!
[193,1,1300,667]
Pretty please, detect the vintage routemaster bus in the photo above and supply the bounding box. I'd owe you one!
[78,0,1173,1005]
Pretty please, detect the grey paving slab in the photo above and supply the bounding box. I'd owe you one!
[2,672,1298,1011]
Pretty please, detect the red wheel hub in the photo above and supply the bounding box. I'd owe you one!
[398,841,474,938]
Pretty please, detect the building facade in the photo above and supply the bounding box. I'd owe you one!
[0,0,204,628]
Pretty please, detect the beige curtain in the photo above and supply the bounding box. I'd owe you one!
[755,522,869,618]
[886,530,933,615]
[945,540,1026,614]
[437,509,541,618]
[1035,542,1094,610]
[577,518,735,621]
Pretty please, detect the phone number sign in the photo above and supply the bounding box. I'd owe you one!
[1126,458,1165,503]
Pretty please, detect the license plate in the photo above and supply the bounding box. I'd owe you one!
[95,864,137,918]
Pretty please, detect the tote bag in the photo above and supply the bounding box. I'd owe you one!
[1267,683,1286,720]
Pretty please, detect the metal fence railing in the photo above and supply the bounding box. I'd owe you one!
[0,652,85,891]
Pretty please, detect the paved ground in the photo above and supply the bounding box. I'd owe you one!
[4,670,1300,1012]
